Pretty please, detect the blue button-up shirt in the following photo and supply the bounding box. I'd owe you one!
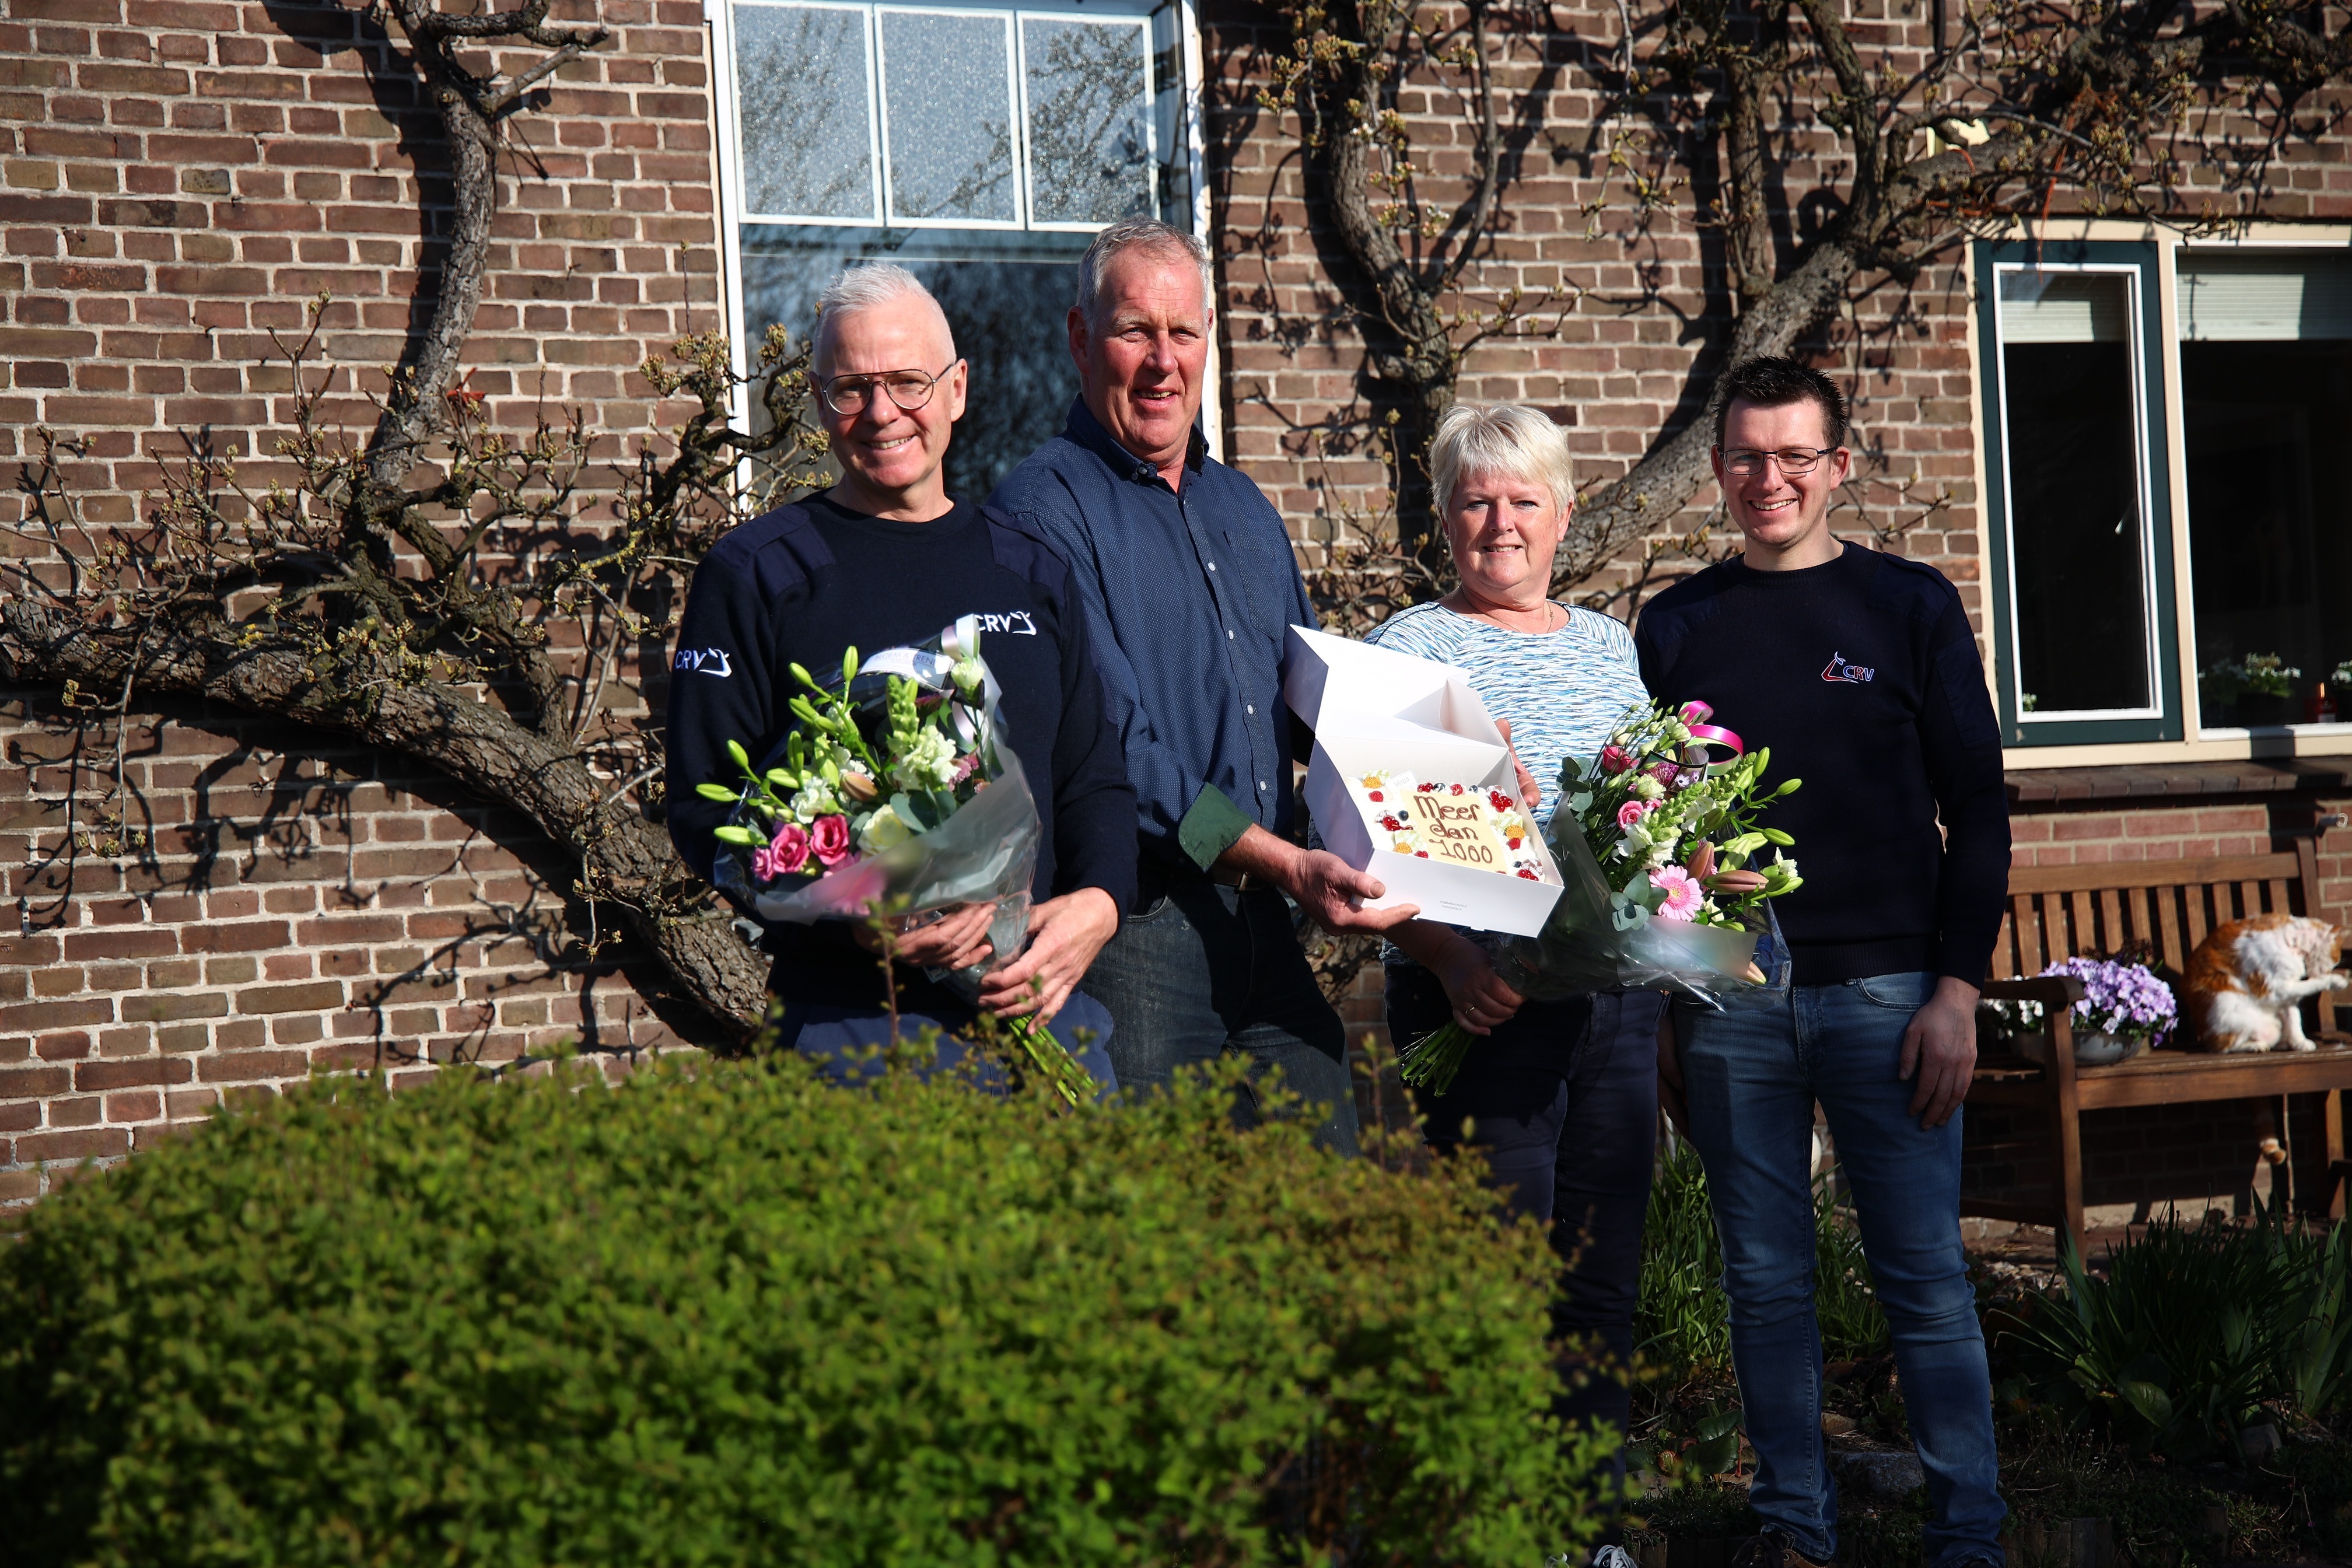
[988,398,1316,870]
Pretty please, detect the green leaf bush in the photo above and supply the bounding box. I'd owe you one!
[1,1052,1608,1566]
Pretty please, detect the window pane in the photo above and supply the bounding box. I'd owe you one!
[880,10,1018,225]
[2183,340,2352,726]
[1997,271,2152,715]
[1021,16,1153,226]
[733,5,876,222]
[2179,254,2352,341]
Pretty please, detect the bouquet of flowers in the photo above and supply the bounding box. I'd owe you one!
[1399,699,1804,1094]
[696,618,1096,1104]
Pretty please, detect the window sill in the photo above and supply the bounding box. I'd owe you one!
[2006,725,2352,778]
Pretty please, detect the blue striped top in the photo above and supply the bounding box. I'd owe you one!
[1364,599,1651,826]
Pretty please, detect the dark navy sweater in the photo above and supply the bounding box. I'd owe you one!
[1633,543,2010,986]
[664,495,1137,1010]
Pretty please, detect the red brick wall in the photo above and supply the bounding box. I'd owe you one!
[1201,0,1989,631]
[0,0,724,1202]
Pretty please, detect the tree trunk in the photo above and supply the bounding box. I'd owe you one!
[0,601,771,1038]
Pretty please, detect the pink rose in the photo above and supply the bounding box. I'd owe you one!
[1650,864,1705,922]
[1599,745,1634,775]
[765,820,810,876]
[1616,799,1657,829]
[809,813,853,867]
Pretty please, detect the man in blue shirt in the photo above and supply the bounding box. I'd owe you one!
[989,218,1414,1151]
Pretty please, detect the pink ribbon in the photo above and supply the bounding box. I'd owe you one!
[1678,701,1745,759]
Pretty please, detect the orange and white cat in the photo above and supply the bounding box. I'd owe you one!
[2182,914,2349,1053]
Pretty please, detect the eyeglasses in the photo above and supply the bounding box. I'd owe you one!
[1720,446,1839,478]
[819,362,960,417]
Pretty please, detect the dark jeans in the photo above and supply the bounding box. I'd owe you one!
[1079,876,1359,1155]
[1677,973,2003,1568]
[780,991,1120,1101]
[1387,963,1664,1500]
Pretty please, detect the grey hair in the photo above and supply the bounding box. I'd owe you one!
[813,261,956,366]
[1429,402,1576,517]
[1074,218,1214,325]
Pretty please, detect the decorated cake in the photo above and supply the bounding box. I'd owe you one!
[1348,771,1553,881]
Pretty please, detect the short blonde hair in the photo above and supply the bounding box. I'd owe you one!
[1429,402,1575,516]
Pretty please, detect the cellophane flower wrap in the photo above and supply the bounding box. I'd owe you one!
[1400,699,1804,1095]
[696,617,1092,1104]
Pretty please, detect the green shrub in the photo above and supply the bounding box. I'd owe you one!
[1,1053,1609,1566]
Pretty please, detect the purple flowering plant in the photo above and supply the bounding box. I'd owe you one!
[2037,956,2178,1045]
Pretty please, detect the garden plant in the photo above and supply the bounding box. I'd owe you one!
[0,1045,1612,1566]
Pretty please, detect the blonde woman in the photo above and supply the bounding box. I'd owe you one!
[1367,402,1656,1521]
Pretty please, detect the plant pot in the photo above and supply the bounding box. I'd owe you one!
[2073,1030,2147,1066]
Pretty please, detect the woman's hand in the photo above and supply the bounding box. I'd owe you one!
[850,901,998,971]
[1432,933,1526,1037]
[977,888,1120,1025]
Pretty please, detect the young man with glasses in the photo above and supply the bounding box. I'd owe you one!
[665,262,1135,1083]
[1633,356,2011,1568]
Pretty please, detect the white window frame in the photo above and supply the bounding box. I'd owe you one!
[703,0,1222,459]
[1989,257,2170,729]
[723,0,884,228]
[1973,224,2352,770]
[1015,10,1157,234]
[875,5,1025,231]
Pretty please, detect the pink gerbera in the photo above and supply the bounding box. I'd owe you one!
[1650,864,1705,922]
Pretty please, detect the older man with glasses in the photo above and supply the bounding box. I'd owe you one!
[987,217,1413,1151]
[1634,356,2011,1568]
[666,262,1135,1085]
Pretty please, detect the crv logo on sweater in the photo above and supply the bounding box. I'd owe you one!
[1821,652,1875,684]
[674,647,733,677]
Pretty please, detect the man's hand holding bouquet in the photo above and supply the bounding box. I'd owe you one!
[1401,699,1804,1094]
[697,618,1097,1104]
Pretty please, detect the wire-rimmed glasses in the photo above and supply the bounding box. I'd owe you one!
[1720,446,1839,478]
[819,362,960,418]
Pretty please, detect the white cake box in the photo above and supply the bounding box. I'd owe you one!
[1282,624,1566,937]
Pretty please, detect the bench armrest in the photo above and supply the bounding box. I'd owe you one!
[1980,976,2086,1008]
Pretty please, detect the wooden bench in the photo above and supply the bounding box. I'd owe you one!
[1964,838,2352,1256]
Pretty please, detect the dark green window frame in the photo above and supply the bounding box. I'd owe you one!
[1976,237,2183,747]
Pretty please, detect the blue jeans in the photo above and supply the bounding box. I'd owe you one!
[1079,877,1359,1154]
[1676,972,2003,1568]
[1387,967,1664,1508]
[782,992,1120,1100]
